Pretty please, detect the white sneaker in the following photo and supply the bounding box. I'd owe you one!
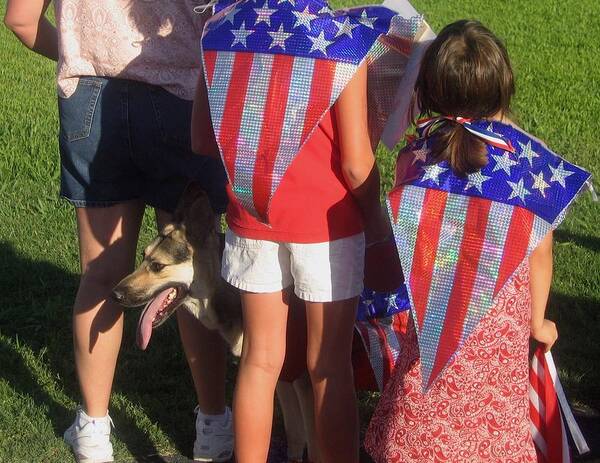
[193,406,234,462]
[64,407,114,463]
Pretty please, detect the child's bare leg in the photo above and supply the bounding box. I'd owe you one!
[234,289,290,462]
[73,201,145,417]
[276,380,306,462]
[305,298,359,463]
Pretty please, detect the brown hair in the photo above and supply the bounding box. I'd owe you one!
[415,20,515,175]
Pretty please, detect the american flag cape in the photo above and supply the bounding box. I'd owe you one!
[201,0,433,222]
[387,120,592,390]
[530,347,590,462]
[354,286,411,392]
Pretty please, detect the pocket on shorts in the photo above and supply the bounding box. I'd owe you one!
[58,77,102,142]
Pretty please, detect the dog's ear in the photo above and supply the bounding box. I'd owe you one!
[173,182,208,224]
[181,185,216,246]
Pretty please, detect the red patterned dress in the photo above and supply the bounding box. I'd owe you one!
[365,264,537,462]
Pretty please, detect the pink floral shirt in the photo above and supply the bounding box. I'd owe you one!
[54,0,207,100]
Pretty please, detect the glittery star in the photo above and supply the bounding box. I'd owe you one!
[507,178,531,202]
[518,141,539,167]
[268,24,292,50]
[487,123,495,133]
[254,7,276,26]
[308,30,331,54]
[231,21,252,47]
[530,171,550,197]
[274,0,296,6]
[221,8,239,26]
[292,6,315,30]
[359,10,376,29]
[491,153,518,176]
[362,297,374,308]
[421,164,448,185]
[386,295,399,313]
[549,161,574,188]
[464,170,491,193]
[317,5,331,15]
[333,16,359,38]
[411,143,428,165]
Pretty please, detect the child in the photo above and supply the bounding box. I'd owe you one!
[365,20,591,462]
[195,0,432,460]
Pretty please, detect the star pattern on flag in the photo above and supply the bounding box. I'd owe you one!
[221,8,240,26]
[385,293,398,312]
[268,24,292,49]
[292,6,316,30]
[530,170,550,197]
[507,178,531,202]
[333,16,359,38]
[359,10,377,29]
[411,142,428,165]
[254,7,276,26]
[464,169,491,193]
[491,152,518,176]
[231,21,253,47]
[518,140,539,167]
[308,30,332,54]
[422,163,448,185]
[549,161,575,188]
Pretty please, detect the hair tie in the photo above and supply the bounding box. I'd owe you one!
[416,115,516,153]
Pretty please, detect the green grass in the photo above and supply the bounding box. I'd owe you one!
[1,0,599,461]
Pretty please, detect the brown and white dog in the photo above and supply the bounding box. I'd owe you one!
[112,184,319,462]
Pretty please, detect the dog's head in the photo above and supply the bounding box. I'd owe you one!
[112,183,218,349]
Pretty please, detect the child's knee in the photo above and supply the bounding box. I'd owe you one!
[242,345,286,377]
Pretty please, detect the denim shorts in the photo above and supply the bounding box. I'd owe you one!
[58,76,227,213]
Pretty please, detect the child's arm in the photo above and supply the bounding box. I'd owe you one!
[335,63,389,244]
[4,0,58,61]
[191,71,220,158]
[529,231,558,352]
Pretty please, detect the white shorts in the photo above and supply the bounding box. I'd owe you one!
[221,230,365,302]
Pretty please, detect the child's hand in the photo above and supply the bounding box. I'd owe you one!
[530,319,558,352]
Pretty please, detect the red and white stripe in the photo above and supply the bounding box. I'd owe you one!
[529,348,589,463]
[356,313,407,391]
[204,50,358,221]
[389,185,552,388]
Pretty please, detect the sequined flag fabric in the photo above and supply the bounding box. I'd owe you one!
[354,287,410,391]
[387,120,591,390]
[355,311,409,392]
[530,347,590,462]
[201,0,430,222]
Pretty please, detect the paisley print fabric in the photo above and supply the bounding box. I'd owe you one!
[365,264,537,463]
[54,0,206,99]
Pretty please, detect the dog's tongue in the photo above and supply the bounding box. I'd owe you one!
[136,287,173,350]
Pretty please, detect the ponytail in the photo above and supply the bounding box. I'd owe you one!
[429,122,488,176]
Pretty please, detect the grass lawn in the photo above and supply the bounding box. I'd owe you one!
[1,0,599,461]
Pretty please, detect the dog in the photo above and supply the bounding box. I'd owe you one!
[111,183,243,355]
[112,184,319,462]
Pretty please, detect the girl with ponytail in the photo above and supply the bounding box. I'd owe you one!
[365,19,592,462]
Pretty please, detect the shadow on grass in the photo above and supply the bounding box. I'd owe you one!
[0,240,213,460]
[555,229,600,253]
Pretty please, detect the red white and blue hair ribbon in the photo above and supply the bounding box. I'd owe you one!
[417,115,516,153]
